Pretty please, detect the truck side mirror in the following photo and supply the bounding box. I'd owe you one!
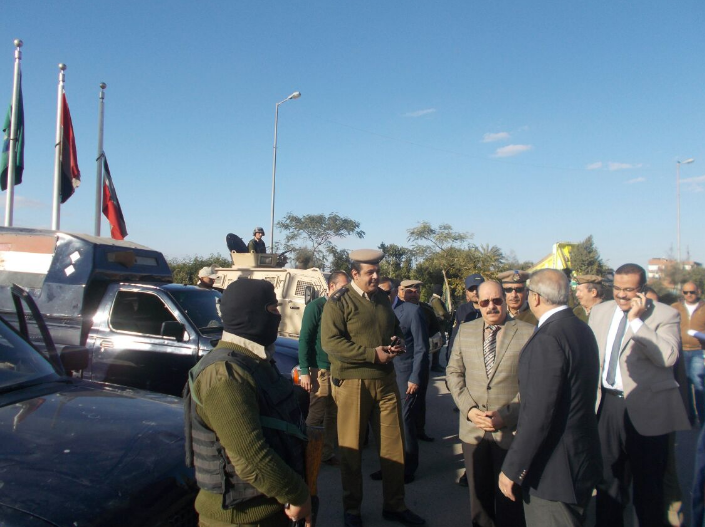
[161,321,185,342]
[304,285,318,305]
[60,346,90,372]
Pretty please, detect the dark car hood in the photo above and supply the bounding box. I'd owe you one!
[0,380,196,527]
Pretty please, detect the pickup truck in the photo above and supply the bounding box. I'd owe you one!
[0,284,198,527]
[0,227,298,397]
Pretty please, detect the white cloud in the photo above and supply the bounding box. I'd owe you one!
[403,108,436,118]
[481,132,510,143]
[586,162,603,170]
[492,144,533,158]
[608,162,643,171]
[681,174,705,193]
[0,196,46,210]
[626,177,646,184]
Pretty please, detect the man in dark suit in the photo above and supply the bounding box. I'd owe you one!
[588,263,690,527]
[499,269,602,526]
[375,277,429,483]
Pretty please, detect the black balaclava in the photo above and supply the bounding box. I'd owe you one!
[220,279,281,347]
[432,284,443,296]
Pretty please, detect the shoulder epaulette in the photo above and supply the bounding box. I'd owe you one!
[329,287,349,302]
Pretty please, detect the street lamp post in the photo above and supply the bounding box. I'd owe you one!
[676,158,694,263]
[270,91,301,254]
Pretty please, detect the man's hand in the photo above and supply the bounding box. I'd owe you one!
[487,410,505,430]
[407,382,419,395]
[627,292,649,321]
[285,495,312,526]
[468,407,495,432]
[375,346,397,364]
[299,374,312,393]
[498,472,516,502]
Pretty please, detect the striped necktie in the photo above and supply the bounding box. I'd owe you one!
[483,325,501,377]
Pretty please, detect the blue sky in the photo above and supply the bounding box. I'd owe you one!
[1,1,704,270]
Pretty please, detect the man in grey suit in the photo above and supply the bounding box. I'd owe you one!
[588,263,691,527]
[447,280,533,527]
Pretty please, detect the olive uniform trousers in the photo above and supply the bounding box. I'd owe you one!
[199,510,289,527]
[305,368,338,461]
[332,372,406,515]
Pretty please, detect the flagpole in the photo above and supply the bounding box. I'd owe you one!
[94,82,106,236]
[4,39,23,227]
[51,63,66,230]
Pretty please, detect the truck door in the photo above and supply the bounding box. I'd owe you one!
[90,289,198,396]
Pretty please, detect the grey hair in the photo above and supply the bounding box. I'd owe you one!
[529,269,569,305]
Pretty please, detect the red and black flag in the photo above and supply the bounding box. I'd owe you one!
[60,93,80,203]
[101,154,127,240]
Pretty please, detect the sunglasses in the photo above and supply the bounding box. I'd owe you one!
[479,297,504,308]
[379,288,392,296]
[683,290,698,295]
[467,286,479,293]
[503,286,525,294]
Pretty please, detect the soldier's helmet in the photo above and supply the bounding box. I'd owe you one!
[253,227,265,236]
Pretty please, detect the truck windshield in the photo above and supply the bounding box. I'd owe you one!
[168,288,223,332]
[0,317,59,392]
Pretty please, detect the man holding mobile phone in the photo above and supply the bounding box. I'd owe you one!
[322,250,425,527]
[588,264,690,527]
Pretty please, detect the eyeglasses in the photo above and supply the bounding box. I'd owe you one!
[683,290,698,295]
[613,286,640,293]
[479,297,504,308]
[467,286,479,293]
[503,286,525,294]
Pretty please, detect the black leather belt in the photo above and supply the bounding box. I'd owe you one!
[602,387,624,398]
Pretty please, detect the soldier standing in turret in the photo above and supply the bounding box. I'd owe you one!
[248,227,267,254]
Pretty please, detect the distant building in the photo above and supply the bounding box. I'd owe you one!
[648,258,702,285]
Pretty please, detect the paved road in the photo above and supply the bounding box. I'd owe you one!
[313,355,702,527]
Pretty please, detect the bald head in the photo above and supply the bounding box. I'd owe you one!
[683,281,701,305]
[529,269,569,306]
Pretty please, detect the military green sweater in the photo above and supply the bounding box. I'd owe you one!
[298,296,330,373]
[321,286,403,379]
[193,341,309,524]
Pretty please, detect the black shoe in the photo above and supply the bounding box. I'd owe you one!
[431,365,445,373]
[417,432,435,442]
[458,472,468,487]
[404,474,415,484]
[369,469,383,481]
[382,508,426,525]
[344,512,363,527]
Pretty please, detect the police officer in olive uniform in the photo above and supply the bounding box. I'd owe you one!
[185,279,311,527]
[248,227,267,254]
[572,274,605,322]
[321,249,426,527]
[497,270,538,326]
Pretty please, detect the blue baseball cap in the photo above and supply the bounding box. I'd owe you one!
[465,274,485,289]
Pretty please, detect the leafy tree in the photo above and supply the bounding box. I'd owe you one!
[570,235,606,276]
[407,222,474,306]
[501,250,534,272]
[277,212,364,270]
[378,242,415,282]
[327,247,351,273]
[168,253,231,285]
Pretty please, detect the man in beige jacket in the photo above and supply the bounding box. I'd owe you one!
[447,280,534,527]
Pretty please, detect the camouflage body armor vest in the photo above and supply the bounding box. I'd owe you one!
[184,346,306,509]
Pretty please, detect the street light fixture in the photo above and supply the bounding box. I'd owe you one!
[677,158,694,263]
[270,91,301,254]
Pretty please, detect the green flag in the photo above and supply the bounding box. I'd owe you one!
[1,76,24,191]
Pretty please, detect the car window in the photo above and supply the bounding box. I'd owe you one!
[0,318,59,390]
[167,288,223,331]
[109,291,178,336]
